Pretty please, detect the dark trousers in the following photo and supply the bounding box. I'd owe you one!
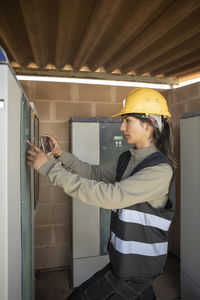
[67,264,156,300]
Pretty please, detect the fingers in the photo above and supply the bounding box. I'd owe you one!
[26,146,50,171]
[26,154,35,162]
[44,134,57,143]
[27,140,41,153]
[27,149,38,165]
[27,160,33,167]
[27,149,37,156]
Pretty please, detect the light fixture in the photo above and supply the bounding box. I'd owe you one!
[16,75,171,90]
[173,77,200,88]
[17,75,200,90]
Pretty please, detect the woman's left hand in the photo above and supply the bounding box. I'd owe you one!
[26,141,50,171]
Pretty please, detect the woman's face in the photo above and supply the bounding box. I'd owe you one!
[120,115,153,149]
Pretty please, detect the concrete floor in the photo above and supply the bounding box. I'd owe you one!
[35,253,180,300]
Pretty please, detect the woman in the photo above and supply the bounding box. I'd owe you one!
[27,88,176,299]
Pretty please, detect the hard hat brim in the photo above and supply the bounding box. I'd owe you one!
[111,111,171,118]
[111,112,122,118]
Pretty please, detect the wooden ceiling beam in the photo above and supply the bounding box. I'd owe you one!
[178,70,200,82]
[14,67,178,85]
[136,33,200,75]
[72,0,125,70]
[0,0,33,66]
[151,49,200,76]
[165,60,200,77]
[120,8,200,74]
[105,0,200,73]
[19,0,57,68]
[55,0,95,69]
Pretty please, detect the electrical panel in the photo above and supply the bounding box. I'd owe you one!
[0,47,38,300]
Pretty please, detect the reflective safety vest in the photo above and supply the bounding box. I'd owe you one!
[108,151,175,280]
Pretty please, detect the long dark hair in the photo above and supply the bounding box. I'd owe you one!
[152,119,177,168]
[129,113,177,168]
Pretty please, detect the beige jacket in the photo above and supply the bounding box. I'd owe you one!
[39,145,173,209]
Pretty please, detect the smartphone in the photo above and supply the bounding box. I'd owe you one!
[40,136,51,153]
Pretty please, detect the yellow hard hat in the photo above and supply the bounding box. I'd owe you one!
[112,88,171,118]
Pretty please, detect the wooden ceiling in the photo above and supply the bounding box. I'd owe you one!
[0,0,200,82]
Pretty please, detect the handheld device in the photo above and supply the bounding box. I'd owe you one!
[40,136,51,153]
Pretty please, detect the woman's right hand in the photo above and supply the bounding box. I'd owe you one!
[44,134,63,157]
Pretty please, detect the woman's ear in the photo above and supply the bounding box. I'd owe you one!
[145,122,153,131]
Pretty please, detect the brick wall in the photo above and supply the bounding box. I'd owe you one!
[162,82,200,258]
[21,80,133,270]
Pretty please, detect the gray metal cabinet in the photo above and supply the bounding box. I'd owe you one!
[70,117,131,287]
[180,112,200,299]
[0,47,38,300]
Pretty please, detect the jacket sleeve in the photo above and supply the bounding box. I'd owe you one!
[55,151,117,183]
[38,160,173,209]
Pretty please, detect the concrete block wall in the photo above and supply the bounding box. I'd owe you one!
[21,80,133,270]
[162,82,200,258]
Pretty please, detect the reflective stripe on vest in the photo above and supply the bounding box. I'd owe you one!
[110,231,168,256]
[118,209,171,231]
